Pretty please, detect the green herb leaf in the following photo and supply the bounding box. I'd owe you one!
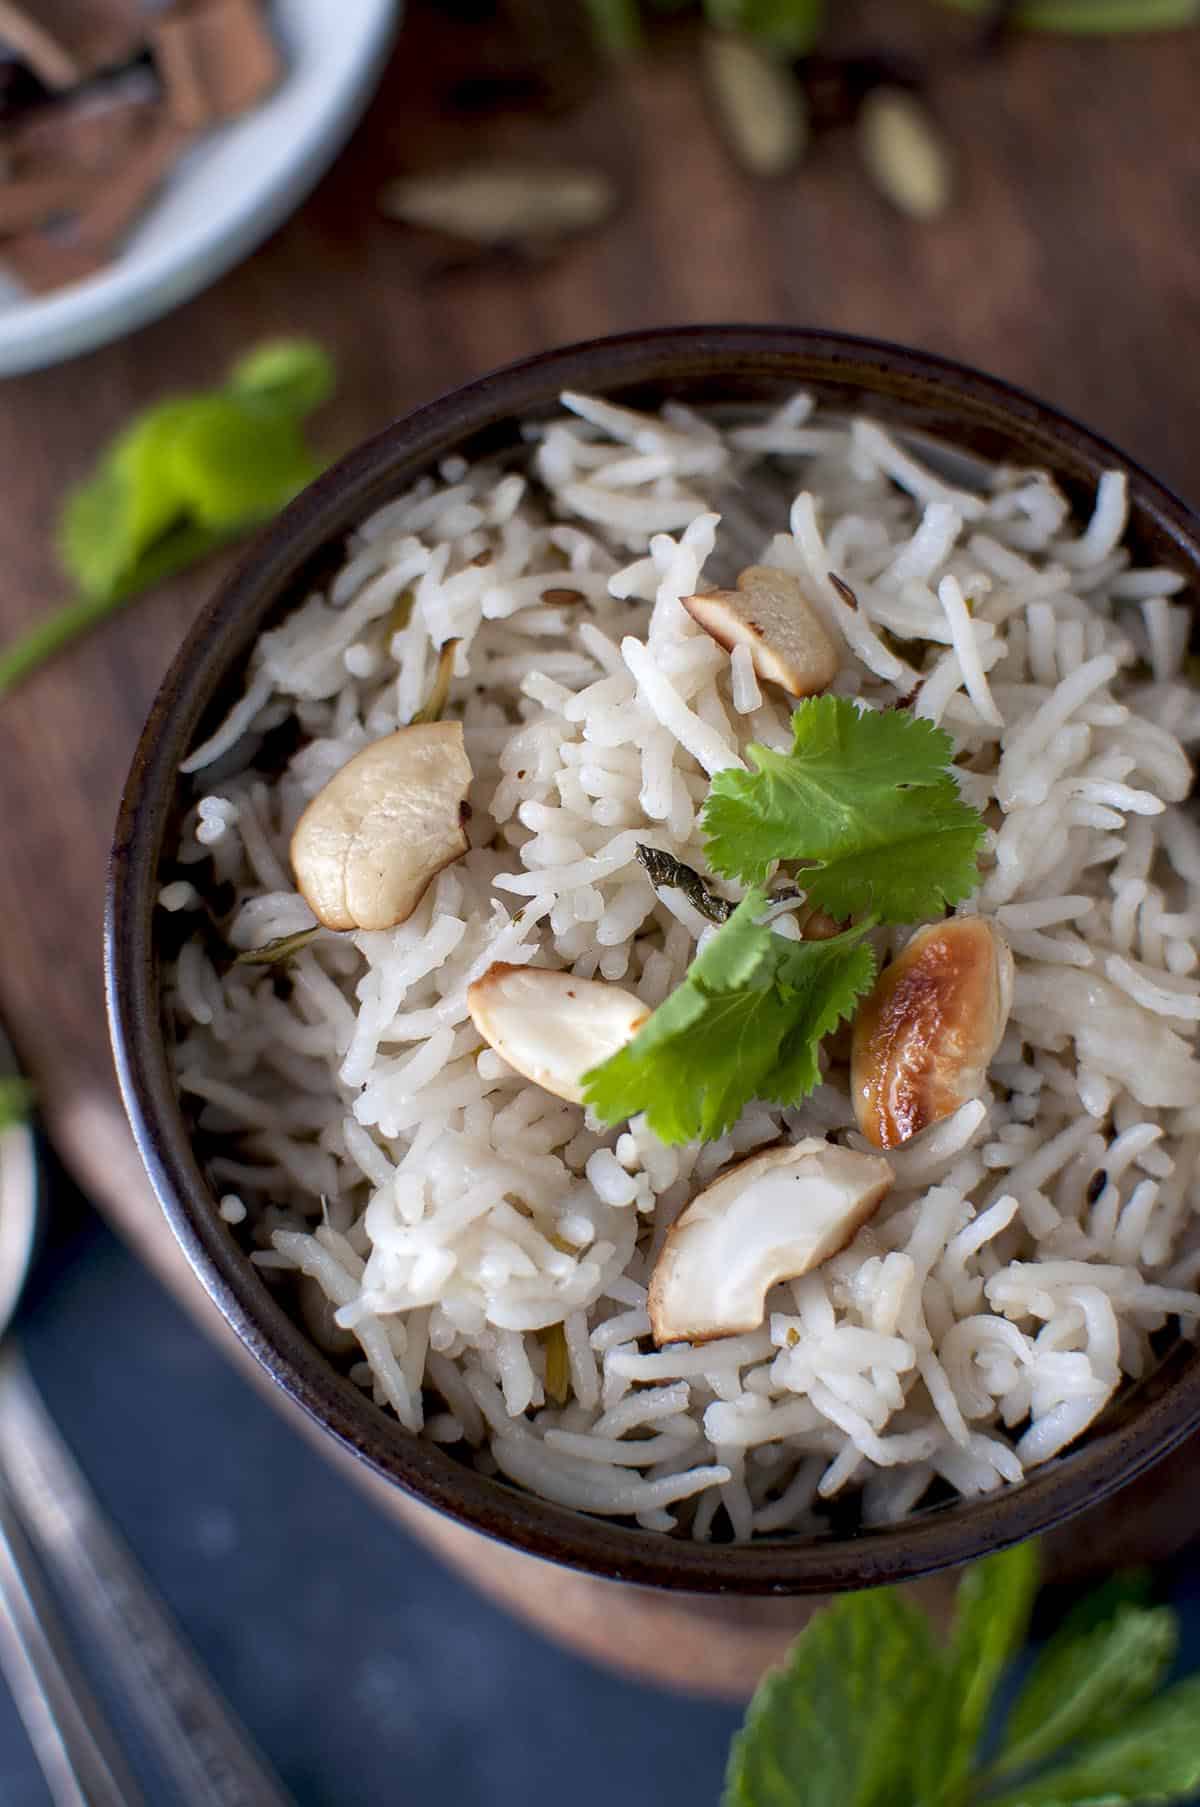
[0,1076,32,1132]
[994,1600,1176,1782]
[722,1586,944,1807]
[584,0,644,50]
[59,399,198,604]
[228,337,336,416]
[935,0,1200,31]
[58,336,332,606]
[983,1676,1200,1806]
[1,339,334,701]
[920,1542,1040,1806]
[703,697,985,921]
[161,397,317,532]
[582,889,875,1143]
[704,0,827,53]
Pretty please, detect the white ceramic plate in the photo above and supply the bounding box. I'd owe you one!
[0,0,400,377]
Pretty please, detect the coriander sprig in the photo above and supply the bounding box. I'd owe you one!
[703,696,985,920]
[584,699,985,1144]
[583,890,877,1144]
[0,338,334,701]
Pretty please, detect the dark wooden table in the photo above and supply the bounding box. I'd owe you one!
[2,0,1199,1695]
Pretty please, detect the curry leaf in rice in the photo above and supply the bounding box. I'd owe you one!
[703,696,986,921]
[582,890,876,1144]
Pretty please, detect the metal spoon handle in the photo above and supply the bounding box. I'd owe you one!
[0,1350,295,1807]
[0,1482,144,1806]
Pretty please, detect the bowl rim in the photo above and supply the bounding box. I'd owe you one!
[107,324,1200,1594]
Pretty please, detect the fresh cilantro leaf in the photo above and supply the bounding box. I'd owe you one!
[982,1676,1200,1806]
[993,1600,1176,1782]
[582,889,875,1144]
[162,397,317,531]
[722,1586,945,1807]
[228,337,336,417]
[57,337,332,605]
[920,1542,1040,1806]
[702,697,985,922]
[59,400,196,604]
[2,339,334,701]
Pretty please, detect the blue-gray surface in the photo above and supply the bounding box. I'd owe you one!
[1,1174,742,1807]
[3,1171,1200,1807]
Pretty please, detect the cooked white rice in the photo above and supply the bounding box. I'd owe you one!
[163,390,1200,1539]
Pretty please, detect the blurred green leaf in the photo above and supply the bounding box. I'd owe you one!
[2,337,334,699]
[0,1077,32,1131]
[584,0,644,51]
[984,1677,1200,1805]
[995,1602,1177,1781]
[57,337,331,605]
[703,0,826,53]
[229,337,337,417]
[162,397,317,531]
[936,0,1200,31]
[722,1586,945,1807]
[919,1542,1040,1806]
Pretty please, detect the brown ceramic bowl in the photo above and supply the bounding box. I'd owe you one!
[107,326,1200,1594]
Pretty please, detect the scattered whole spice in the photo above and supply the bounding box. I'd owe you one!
[234,926,321,966]
[701,31,808,177]
[539,1322,571,1405]
[379,161,616,254]
[857,86,954,220]
[828,571,859,611]
[409,638,462,727]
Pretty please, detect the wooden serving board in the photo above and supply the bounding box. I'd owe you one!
[2,1,1200,1698]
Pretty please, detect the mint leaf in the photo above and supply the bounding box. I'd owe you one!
[995,1600,1176,1782]
[983,1676,1200,1806]
[722,1587,944,1807]
[702,697,985,922]
[582,890,875,1144]
[920,1542,1040,1806]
